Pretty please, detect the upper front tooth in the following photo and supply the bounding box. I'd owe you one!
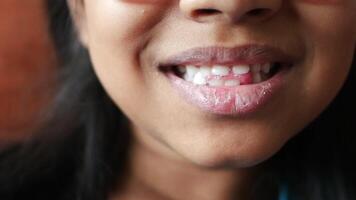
[211,65,230,76]
[199,66,211,77]
[232,65,250,75]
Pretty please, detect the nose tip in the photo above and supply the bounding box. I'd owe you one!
[180,0,282,23]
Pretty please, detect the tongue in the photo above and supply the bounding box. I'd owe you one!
[206,72,254,85]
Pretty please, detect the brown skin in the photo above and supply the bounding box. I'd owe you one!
[0,0,55,142]
[69,0,356,199]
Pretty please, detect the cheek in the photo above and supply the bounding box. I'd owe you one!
[83,1,169,114]
[281,1,356,144]
[294,0,356,38]
[293,3,355,127]
[120,0,171,5]
[85,0,171,49]
[292,0,356,63]
[84,0,169,78]
[299,0,344,5]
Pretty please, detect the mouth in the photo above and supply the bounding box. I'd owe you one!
[159,45,295,116]
[161,62,286,87]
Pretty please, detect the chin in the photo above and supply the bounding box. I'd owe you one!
[177,135,287,169]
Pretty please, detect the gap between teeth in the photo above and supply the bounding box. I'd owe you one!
[178,63,273,86]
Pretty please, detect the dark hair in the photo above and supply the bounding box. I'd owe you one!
[0,0,355,200]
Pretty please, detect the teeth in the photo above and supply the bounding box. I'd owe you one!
[224,80,240,87]
[262,63,271,74]
[211,65,230,76]
[251,64,261,73]
[199,66,211,77]
[183,73,191,82]
[180,63,272,85]
[232,65,250,75]
[253,73,262,83]
[208,79,224,87]
[178,66,186,74]
[185,65,199,81]
[193,72,207,85]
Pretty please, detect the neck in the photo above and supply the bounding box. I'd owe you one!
[113,138,264,200]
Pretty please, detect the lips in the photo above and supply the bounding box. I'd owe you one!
[159,44,295,116]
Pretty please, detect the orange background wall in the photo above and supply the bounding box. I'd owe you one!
[0,0,55,143]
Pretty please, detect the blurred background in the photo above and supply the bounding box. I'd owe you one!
[0,0,56,143]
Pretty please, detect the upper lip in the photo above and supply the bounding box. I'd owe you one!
[159,44,296,67]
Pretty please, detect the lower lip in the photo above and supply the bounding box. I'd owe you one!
[166,69,288,116]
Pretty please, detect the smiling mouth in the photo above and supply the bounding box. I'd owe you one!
[162,62,287,87]
[158,45,296,115]
[159,45,294,87]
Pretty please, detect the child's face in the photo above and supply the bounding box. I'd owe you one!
[72,0,356,167]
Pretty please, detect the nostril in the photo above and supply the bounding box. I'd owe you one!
[192,8,222,17]
[246,8,271,17]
